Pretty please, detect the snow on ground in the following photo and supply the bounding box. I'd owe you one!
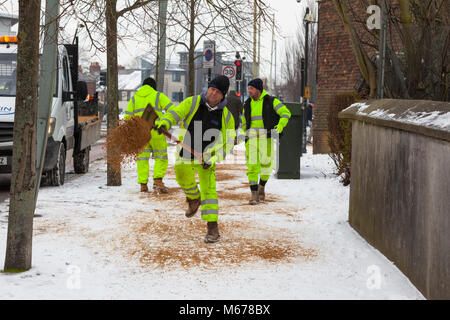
[0,143,424,300]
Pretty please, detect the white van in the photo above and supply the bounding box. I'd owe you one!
[0,36,100,186]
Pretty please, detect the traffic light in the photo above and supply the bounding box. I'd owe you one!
[234,59,243,81]
[99,71,107,86]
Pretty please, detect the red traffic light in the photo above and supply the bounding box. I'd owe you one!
[236,92,241,97]
[234,60,241,67]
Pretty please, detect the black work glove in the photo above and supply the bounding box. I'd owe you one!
[202,162,211,169]
[156,124,167,135]
[202,155,217,169]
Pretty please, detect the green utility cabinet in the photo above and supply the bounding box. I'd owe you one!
[275,102,303,179]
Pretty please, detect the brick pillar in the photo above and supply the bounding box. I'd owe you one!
[314,0,362,154]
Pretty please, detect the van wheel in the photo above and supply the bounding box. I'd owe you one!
[74,147,90,174]
[49,142,66,186]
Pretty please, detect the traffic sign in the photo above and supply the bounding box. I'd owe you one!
[203,40,215,68]
[205,49,213,61]
[305,86,310,99]
[222,65,236,79]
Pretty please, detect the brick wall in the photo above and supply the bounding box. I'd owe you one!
[314,0,362,154]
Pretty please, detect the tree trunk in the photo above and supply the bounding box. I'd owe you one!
[334,0,377,97]
[4,0,41,272]
[188,0,195,96]
[106,0,121,186]
[398,0,418,96]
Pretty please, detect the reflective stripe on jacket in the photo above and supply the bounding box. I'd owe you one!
[124,85,174,120]
[159,95,236,163]
[239,90,291,138]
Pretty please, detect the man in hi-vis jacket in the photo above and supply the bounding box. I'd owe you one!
[124,77,174,193]
[157,76,235,243]
[239,78,291,205]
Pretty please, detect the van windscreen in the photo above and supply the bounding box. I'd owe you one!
[0,53,17,96]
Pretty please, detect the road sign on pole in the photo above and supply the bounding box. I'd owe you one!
[203,40,215,69]
[222,65,236,79]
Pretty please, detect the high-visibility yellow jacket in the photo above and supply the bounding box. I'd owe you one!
[239,89,291,138]
[159,94,236,164]
[124,85,174,120]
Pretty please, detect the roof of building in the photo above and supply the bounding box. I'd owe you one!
[118,69,141,91]
[78,72,97,82]
[0,13,18,23]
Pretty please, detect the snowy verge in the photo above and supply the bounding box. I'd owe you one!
[0,145,424,299]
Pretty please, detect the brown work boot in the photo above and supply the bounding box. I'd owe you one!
[185,197,201,218]
[249,190,259,205]
[140,183,148,192]
[153,178,169,193]
[258,184,265,202]
[204,222,220,243]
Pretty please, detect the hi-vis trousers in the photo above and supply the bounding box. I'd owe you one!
[245,134,274,188]
[136,129,168,184]
[174,157,218,223]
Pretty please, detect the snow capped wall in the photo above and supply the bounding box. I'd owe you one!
[340,99,450,140]
[339,99,450,299]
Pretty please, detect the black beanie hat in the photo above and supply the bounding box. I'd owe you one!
[143,77,157,90]
[248,78,263,92]
[208,75,230,98]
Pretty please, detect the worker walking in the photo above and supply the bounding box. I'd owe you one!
[239,78,291,205]
[156,76,235,243]
[124,77,174,193]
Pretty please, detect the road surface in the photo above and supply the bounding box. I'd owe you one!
[0,126,106,203]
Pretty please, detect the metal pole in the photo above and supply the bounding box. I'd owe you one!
[377,0,387,98]
[257,9,261,77]
[157,0,168,91]
[36,0,59,199]
[302,8,310,154]
[305,8,310,93]
[252,0,257,78]
[274,40,277,90]
[269,14,275,91]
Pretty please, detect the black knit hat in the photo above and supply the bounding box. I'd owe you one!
[142,77,156,90]
[208,75,230,98]
[248,78,263,92]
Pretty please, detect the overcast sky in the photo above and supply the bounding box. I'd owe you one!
[2,0,315,84]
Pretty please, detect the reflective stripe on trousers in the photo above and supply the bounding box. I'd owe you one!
[136,129,169,183]
[245,136,273,184]
[174,158,218,222]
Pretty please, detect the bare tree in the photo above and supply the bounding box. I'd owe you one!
[334,0,449,100]
[281,33,304,102]
[166,0,274,96]
[71,0,158,186]
[4,0,41,272]
[279,0,318,103]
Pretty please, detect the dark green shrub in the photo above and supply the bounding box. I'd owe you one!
[327,93,360,186]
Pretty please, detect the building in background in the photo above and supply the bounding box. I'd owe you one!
[315,0,362,154]
[0,13,18,36]
[141,57,187,103]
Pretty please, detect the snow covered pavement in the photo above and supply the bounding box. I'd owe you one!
[0,144,424,299]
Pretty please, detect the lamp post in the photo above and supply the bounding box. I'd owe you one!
[302,6,316,153]
[297,1,319,154]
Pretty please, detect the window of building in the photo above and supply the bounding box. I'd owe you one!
[172,91,183,102]
[172,73,181,82]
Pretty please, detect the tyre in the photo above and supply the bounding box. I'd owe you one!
[74,147,90,174]
[49,142,66,186]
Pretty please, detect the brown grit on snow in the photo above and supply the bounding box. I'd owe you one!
[104,116,152,170]
[111,211,317,270]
